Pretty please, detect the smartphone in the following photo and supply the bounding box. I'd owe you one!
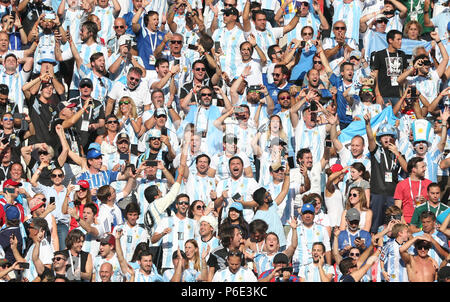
[4,188,15,194]
[389,137,395,144]
[18,262,30,269]
[67,25,70,32]
[214,41,221,52]
[146,160,158,167]
[161,127,167,136]
[174,59,180,65]
[410,86,417,98]
[187,44,198,50]
[300,40,306,48]
[355,237,361,242]
[120,153,129,161]
[50,197,55,204]
[45,12,56,20]
[1,137,9,145]
[281,149,286,157]
[72,185,81,191]
[232,193,241,201]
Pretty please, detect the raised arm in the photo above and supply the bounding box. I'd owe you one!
[274,165,290,205]
[363,113,377,152]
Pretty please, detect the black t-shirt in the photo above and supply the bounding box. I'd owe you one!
[19,2,53,35]
[207,247,246,273]
[25,94,61,145]
[371,49,408,98]
[369,145,402,196]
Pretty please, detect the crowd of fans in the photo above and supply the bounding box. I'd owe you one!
[0,0,449,283]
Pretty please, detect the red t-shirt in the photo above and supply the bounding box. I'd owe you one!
[394,178,432,223]
[0,199,25,224]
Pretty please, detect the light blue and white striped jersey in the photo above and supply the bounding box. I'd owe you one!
[253,252,275,276]
[184,174,216,207]
[107,54,145,82]
[62,42,109,91]
[132,268,164,282]
[0,69,29,113]
[294,119,327,165]
[212,266,258,282]
[223,123,257,173]
[135,179,169,226]
[299,262,335,282]
[23,239,54,282]
[198,236,221,263]
[76,225,103,257]
[212,25,247,77]
[216,176,260,223]
[155,216,200,269]
[117,222,150,262]
[210,151,251,182]
[103,151,138,171]
[77,170,119,191]
[407,69,442,105]
[380,239,408,282]
[285,13,322,44]
[331,0,362,42]
[288,223,331,273]
[322,37,359,74]
[247,27,284,59]
[412,229,449,266]
[61,8,84,46]
[404,147,441,182]
[277,109,296,157]
[33,33,59,74]
[78,65,113,104]
[93,254,124,282]
[92,6,117,42]
[162,267,200,282]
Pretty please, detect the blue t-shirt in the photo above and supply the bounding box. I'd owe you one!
[135,27,165,70]
[289,45,317,81]
[329,73,353,124]
[337,229,372,255]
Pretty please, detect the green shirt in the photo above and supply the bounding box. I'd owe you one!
[401,0,434,33]
[410,201,449,228]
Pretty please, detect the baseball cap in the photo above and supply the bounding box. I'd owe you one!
[29,197,45,212]
[346,208,360,221]
[375,14,388,21]
[224,133,238,144]
[97,234,116,247]
[77,180,90,189]
[3,179,22,189]
[199,215,218,233]
[88,143,101,152]
[57,100,77,112]
[270,161,285,172]
[349,50,361,60]
[273,253,289,264]
[330,164,347,174]
[116,133,130,144]
[86,149,102,159]
[148,129,161,139]
[118,34,136,47]
[301,203,315,214]
[79,78,93,88]
[229,202,243,212]
[222,7,239,16]
[5,204,20,220]
[155,108,167,117]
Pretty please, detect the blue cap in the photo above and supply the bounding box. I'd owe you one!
[88,143,101,152]
[5,205,20,221]
[86,149,102,159]
[301,203,315,214]
[229,202,243,212]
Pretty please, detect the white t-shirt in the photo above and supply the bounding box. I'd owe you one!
[107,80,151,116]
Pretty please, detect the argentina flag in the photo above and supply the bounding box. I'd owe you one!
[364,31,433,61]
[337,106,398,151]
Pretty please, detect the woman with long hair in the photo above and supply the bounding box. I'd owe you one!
[61,180,97,231]
[403,20,423,41]
[346,162,371,205]
[339,187,373,232]
[96,115,121,154]
[116,96,142,148]
[184,239,201,272]
[219,202,249,239]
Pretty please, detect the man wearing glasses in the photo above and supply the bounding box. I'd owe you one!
[107,18,128,55]
[106,67,151,116]
[330,0,362,42]
[152,194,199,272]
[337,208,372,258]
[400,235,439,282]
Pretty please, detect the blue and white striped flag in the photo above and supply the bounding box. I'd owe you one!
[365,31,433,61]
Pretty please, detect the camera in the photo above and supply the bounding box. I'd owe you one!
[410,86,417,98]
[232,193,241,201]
[360,77,374,86]
[187,44,198,50]
[146,160,158,167]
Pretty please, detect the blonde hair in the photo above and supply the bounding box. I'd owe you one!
[404,20,423,38]
[185,239,201,271]
[265,115,288,142]
[116,96,138,119]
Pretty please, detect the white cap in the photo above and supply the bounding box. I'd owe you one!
[118,34,136,47]
[199,215,218,233]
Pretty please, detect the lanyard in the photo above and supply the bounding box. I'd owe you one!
[381,148,395,171]
[408,178,422,201]
[146,28,158,52]
[194,106,211,132]
[427,202,442,215]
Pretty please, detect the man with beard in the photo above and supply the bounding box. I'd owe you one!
[67,78,105,153]
[56,20,108,99]
[185,154,216,207]
[232,38,266,86]
[394,157,433,224]
[106,67,151,116]
[152,194,199,270]
[298,242,335,282]
[411,211,449,266]
[212,250,257,282]
[136,128,175,174]
[178,86,230,155]
[328,62,355,129]
[400,236,439,282]
[131,249,163,282]
[213,156,260,223]
[33,248,69,281]
[337,208,372,258]
[267,64,293,106]
[91,233,129,282]
[148,58,179,99]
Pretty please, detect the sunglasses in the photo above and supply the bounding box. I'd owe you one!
[417,246,430,251]
[117,140,129,145]
[171,40,182,44]
[1,264,8,268]
[38,151,49,155]
[224,12,234,16]
[149,137,160,141]
[195,68,206,71]
[301,2,309,6]
[275,50,283,54]
[361,88,373,92]
[229,251,243,257]
[129,76,140,82]
[119,101,130,105]
[279,96,291,101]
[421,61,431,66]
[178,201,189,206]
[349,193,358,198]
[436,119,442,123]
[224,3,234,7]
[79,84,92,89]
[106,120,119,124]
[313,61,322,64]
[3,117,13,121]
[377,19,388,24]
[349,252,360,257]
[201,93,212,97]
[114,25,125,29]
[196,205,206,210]
[52,257,66,262]
[334,26,346,31]
[349,220,359,225]
[51,173,64,178]
[302,32,313,36]
[272,73,281,77]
